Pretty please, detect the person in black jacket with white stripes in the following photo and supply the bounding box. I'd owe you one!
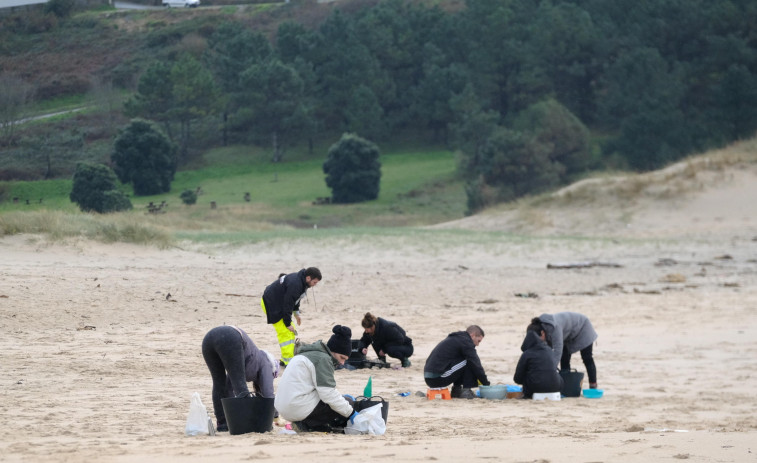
[423,325,490,399]
[359,312,414,368]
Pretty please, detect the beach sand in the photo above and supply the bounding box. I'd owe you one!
[2,148,756,462]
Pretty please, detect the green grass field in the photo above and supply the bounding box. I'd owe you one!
[0,147,466,245]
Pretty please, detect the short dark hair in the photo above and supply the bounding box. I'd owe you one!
[466,325,484,337]
[305,267,322,280]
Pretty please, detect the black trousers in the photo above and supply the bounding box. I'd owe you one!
[560,344,597,384]
[424,363,479,389]
[378,342,414,361]
[300,396,355,430]
[201,326,250,426]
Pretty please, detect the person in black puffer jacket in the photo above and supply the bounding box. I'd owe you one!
[359,312,414,368]
[261,267,321,367]
[513,329,564,399]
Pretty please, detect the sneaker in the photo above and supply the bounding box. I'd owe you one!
[279,360,287,368]
[401,358,412,368]
[458,388,478,400]
[450,385,463,398]
[589,382,598,389]
[216,423,229,432]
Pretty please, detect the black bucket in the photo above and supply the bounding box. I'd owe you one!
[221,393,275,435]
[559,369,584,397]
[353,396,388,424]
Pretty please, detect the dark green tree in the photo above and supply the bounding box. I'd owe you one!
[239,58,310,162]
[464,128,560,213]
[344,84,384,140]
[410,52,469,142]
[112,119,178,196]
[70,163,132,213]
[206,22,272,145]
[716,64,757,140]
[124,62,175,139]
[513,99,593,180]
[45,0,74,18]
[180,189,197,205]
[451,84,500,179]
[313,10,388,133]
[170,53,219,161]
[529,2,602,122]
[323,133,382,204]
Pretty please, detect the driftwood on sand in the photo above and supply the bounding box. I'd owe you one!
[547,261,623,269]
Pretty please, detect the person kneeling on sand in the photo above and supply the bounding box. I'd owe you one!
[513,326,564,399]
[423,325,490,399]
[359,312,414,368]
[274,325,358,432]
[202,325,279,432]
[531,312,599,389]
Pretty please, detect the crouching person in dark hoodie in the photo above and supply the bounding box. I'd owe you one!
[513,325,564,399]
[424,325,490,399]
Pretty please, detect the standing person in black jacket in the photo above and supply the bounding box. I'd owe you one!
[513,329,564,399]
[359,312,414,368]
[261,267,321,367]
[423,325,490,399]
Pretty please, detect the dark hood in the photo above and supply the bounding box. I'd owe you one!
[520,330,543,352]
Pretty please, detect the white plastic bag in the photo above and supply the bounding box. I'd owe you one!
[185,392,210,436]
[344,404,386,435]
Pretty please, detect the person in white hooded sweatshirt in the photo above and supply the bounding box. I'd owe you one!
[275,325,358,432]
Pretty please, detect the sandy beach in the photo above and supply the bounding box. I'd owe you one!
[2,147,757,462]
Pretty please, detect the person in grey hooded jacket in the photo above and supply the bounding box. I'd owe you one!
[202,325,279,432]
[532,312,598,388]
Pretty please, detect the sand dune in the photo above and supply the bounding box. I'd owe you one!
[1,140,756,462]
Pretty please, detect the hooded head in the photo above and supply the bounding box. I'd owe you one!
[326,325,352,356]
[261,349,279,378]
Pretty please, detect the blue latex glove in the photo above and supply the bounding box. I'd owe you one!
[349,411,359,424]
[343,394,355,401]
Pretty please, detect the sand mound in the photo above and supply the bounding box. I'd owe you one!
[435,137,757,239]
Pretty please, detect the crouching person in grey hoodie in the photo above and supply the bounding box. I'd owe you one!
[274,325,357,432]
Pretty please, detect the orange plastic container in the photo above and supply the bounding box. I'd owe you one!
[426,387,451,400]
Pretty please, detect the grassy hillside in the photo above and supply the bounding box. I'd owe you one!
[0,146,465,244]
